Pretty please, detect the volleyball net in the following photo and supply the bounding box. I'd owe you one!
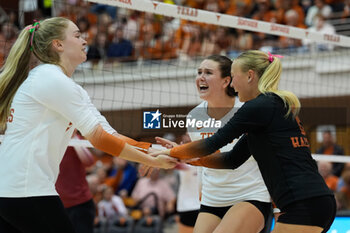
[0,0,349,164]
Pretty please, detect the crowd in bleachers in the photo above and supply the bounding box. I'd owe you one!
[1,0,350,68]
[83,147,178,233]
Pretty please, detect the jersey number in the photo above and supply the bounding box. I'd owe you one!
[290,116,309,148]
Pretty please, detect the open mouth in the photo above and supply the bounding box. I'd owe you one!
[199,84,209,91]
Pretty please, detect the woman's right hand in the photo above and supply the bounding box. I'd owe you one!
[139,149,174,177]
[152,154,178,169]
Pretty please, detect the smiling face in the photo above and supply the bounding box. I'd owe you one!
[195,59,229,101]
[60,21,87,66]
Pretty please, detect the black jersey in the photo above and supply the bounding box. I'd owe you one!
[179,93,333,209]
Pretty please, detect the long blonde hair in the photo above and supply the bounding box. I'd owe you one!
[236,50,300,117]
[0,17,70,130]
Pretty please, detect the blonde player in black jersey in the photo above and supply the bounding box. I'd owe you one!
[0,17,176,233]
[153,50,336,233]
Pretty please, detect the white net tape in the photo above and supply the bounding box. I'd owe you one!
[87,0,350,47]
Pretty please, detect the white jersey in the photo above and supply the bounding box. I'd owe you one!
[0,64,113,197]
[188,99,270,207]
[176,164,201,212]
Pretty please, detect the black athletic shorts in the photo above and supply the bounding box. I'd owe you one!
[178,210,199,227]
[200,200,271,221]
[0,196,76,233]
[278,195,336,232]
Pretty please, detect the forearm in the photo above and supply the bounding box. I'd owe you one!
[190,150,250,169]
[189,135,251,169]
[87,126,155,165]
[118,143,156,166]
[87,124,125,157]
[114,133,151,152]
[170,115,245,160]
[189,152,234,169]
[170,139,213,159]
[87,125,176,169]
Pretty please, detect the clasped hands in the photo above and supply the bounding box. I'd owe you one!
[139,137,199,177]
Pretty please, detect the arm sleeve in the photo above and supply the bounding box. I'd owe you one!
[188,135,251,169]
[88,126,126,157]
[116,134,151,152]
[171,96,274,159]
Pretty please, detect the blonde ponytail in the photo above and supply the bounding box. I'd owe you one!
[0,28,32,130]
[236,50,300,117]
[0,17,70,130]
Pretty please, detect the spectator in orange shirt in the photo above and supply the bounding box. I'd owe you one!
[275,0,305,25]
[226,0,253,16]
[278,9,305,49]
[318,161,339,192]
[291,0,306,25]
[180,25,204,58]
[252,0,277,23]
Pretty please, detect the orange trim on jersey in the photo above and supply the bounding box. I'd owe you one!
[90,129,126,157]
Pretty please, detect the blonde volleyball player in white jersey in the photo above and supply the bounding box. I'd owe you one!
[0,17,176,233]
[156,55,271,233]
